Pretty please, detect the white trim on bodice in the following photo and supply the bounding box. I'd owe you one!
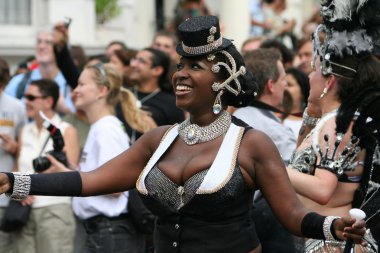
[136,123,244,195]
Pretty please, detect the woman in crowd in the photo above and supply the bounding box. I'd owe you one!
[287,1,380,252]
[0,16,367,253]
[109,48,137,88]
[282,67,309,138]
[58,63,154,252]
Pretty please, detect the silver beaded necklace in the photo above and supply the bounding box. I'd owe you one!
[178,110,231,145]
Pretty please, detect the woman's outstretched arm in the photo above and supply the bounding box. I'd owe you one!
[0,126,170,198]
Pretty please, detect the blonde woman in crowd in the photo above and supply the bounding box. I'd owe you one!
[53,63,155,253]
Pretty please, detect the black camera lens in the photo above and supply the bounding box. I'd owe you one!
[32,157,51,173]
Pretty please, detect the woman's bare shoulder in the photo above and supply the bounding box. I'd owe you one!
[136,124,177,151]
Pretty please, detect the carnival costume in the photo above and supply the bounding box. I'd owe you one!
[289,0,380,252]
[289,110,378,252]
[1,15,376,253]
[135,115,260,253]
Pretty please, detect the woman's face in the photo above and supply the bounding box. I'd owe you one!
[308,58,327,103]
[285,73,303,110]
[73,68,104,112]
[172,56,221,113]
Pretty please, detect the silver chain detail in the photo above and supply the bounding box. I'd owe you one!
[178,110,231,145]
[6,173,31,200]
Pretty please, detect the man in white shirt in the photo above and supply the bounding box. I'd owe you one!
[233,48,296,253]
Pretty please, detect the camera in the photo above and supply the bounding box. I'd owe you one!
[63,17,72,28]
[32,119,69,173]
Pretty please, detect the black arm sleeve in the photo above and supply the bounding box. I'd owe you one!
[29,171,82,196]
[54,45,80,89]
[301,212,326,240]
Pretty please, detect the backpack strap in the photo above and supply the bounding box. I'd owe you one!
[16,71,32,99]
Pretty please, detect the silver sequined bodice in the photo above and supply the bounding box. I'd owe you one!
[141,162,250,218]
[289,146,317,175]
[145,165,208,211]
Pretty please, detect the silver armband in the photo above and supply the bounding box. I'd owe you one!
[5,173,31,200]
[302,108,320,127]
[323,216,341,242]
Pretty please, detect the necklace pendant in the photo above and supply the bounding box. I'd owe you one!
[187,128,196,140]
[178,110,231,146]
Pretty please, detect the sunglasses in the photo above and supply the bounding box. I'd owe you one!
[24,94,47,101]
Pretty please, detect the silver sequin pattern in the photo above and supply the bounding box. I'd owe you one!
[145,165,208,211]
[6,173,31,200]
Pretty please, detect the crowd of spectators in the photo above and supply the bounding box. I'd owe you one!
[1,0,377,253]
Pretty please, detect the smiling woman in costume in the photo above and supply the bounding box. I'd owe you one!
[0,16,367,253]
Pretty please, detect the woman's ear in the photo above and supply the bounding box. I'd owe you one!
[97,85,109,100]
[326,75,336,89]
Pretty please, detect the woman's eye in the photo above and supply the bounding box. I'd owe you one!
[176,63,183,70]
[191,63,201,69]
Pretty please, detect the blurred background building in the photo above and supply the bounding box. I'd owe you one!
[0,0,317,71]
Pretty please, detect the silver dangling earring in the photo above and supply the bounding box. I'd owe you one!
[319,87,328,99]
[212,90,224,115]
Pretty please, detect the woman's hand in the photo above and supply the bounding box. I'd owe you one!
[20,195,35,206]
[0,134,18,155]
[0,173,11,194]
[44,154,72,173]
[53,21,69,52]
[334,217,367,245]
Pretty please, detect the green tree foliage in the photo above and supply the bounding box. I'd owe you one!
[95,0,121,24]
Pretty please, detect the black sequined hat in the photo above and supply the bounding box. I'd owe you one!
[176,16,232,57]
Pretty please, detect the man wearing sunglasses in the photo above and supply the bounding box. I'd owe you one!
[15,78,80,253]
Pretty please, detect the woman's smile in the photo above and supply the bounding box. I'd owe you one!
[175,84,193,96]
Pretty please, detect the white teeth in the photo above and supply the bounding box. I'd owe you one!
[176,85,192,91]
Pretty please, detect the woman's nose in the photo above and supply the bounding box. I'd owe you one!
[175,68,189,79]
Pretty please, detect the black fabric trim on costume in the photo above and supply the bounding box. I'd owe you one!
[231,115,253,133]
[330,219,342,241]
[249,101,303,117]
[30,171,82,196]
[301,212,326,240]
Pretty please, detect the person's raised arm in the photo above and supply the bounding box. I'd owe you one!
[297,93,322,147]
[53,22,81,89]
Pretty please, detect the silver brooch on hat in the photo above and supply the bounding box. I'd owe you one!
[207,54,215,62]
[207,26,217,44]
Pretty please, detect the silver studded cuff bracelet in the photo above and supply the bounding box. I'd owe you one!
[5,173,31,200]
[323,216,342,242]
[302,108,321,127]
